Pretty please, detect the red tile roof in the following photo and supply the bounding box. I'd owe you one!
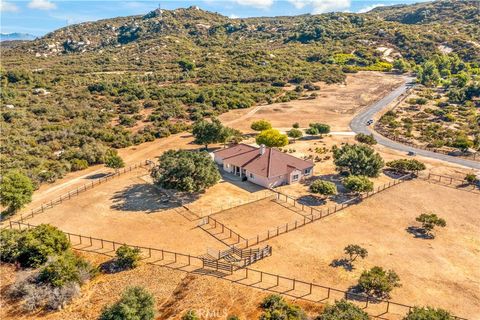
[217,144,313,178]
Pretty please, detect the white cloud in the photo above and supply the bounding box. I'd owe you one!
[287,0,308,9]
[234,0,274,9]
[28,0,56,10]
[287,0,351,13]
[0,0,20,12]
[311,0,351,14]
[358,3,385,13]
[229,14,240,19]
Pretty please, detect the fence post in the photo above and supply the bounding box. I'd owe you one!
[89,236,92,246]
[101,238,104,248]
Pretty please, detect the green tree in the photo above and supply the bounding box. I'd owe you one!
[393,59,409,74]
[256,129,289,148]
[150,150,220,192]
[99,286,155,320]
[386,159,426,174]
[115,245,141,270]
[288,128,303,142]
[178,59,195,72]
[219,126,243,146]
[343,175,374,193]
[358,266,401,298]
[415,213,446,237]
[104,150,125,171]
[418,61,441,87]
[17,224,71,268]
[0,170,34,214]
[404,306,454,320]
[344,244,368,263]
[251,120,272,131]
[316,300,369,320]
[309,180,337,197]
[260,294,307,320]
[333,144,384,177]
[306,123,330,136]
[355,133,377,145]
[192,118,225,150]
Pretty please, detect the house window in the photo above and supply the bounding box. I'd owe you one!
[250,173,254,179]
[304,168,311,175]
[292,174,299,181]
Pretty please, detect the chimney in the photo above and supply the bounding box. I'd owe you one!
[259,144,266,155]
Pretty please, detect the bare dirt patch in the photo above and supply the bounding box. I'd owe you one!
[25,168,224,255]
[219,72,406,132]
[0,252,323,320]
[251,180,480,319]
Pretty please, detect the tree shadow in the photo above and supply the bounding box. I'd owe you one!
[99,259,123,274]
[406,226,434,239]
[296,195,326,206]
[110,183,200,213]
[85,172,111,179]
[330,258,353,271]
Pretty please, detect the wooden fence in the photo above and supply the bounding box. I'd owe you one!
[418,172,480,194]
[187,190,276,217]
[6,221,467,320]
[7,220,233,274]
[198,215,247,246]
[1,160,152,225]
[231,267,467,320]
[237,175,412,249]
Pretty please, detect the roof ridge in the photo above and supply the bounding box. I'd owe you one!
[267,148,272,177]
[222,148,258,160]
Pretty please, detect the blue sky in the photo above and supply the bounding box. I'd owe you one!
[1,0,427,36]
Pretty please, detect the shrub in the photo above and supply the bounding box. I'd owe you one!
[260,294,307,320]
[182,310,200,320]
[256,129,289,148]
[104,150,125,171]
[38,252,92,287]
[343,175,373,193]
[99,286,155,320]
[0,229,24,263]
[150,150,220,192]
[306,123,330,135]
[70,159,89,171]
[333,144,384,177]
[0,170,34,214]
[386,159,426,174]
[115,245,141,270]
[355,133,377,145]
[358,266,401,298]
[292,122,300,129]
[251,120,272,131]
[404,306,454,320]
[464,173,478,185]
[16,225,70,268]
[309,180,337,196]
[316,300,369,320]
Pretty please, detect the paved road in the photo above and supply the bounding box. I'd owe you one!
[350,78,480,170]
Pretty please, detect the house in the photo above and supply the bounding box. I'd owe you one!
[213,144,314,188]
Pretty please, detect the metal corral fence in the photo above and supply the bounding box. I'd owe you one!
[237,175,413,249]
[7,220,234,274]
[375,126,479,162]
[418,172,480,194]
[187,190,276,217]
[6,221,468,320]
[1,160,153,226]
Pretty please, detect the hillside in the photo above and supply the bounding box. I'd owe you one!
[1,0,479,186]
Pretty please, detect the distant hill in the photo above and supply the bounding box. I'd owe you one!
[0,33,37,42]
